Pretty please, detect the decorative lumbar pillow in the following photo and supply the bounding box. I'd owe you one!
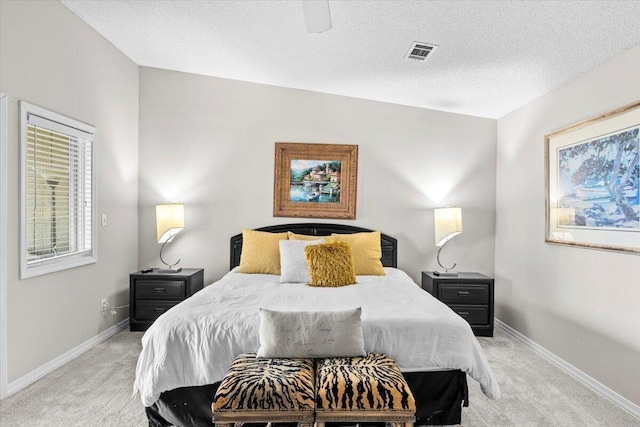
[238,229,288,274]
[304,241,356,287]
[256,307,366,358]
[279,239,325,283]
[331,231,385,276]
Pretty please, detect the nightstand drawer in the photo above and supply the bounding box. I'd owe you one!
[440,284,488,304]
[136,301,180,320]
[135,280,184,299]
[450,305,489,325]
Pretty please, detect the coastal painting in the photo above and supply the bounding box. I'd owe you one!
[274,143,358,219]
[545,101,640,254]
[289,160,341,203]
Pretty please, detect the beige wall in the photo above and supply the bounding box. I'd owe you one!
[0,1,139,382]
[138,67,497,285]
[495,45,640,405]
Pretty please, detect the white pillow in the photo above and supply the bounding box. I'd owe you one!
[256,307,366,359]
[279,239,324,283]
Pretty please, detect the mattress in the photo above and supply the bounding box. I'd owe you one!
[133,267,501,406]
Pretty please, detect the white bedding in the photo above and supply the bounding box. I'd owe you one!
[133,267,501,406]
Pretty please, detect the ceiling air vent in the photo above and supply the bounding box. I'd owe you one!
[405,41,438,62]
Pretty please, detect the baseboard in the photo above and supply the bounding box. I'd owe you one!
[495,318,640,420]
[6,318,129,398]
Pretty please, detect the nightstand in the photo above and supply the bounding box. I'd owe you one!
[421,271,494,337]
[129,268,204,331]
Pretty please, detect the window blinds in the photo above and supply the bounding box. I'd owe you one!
[25,113,93,264]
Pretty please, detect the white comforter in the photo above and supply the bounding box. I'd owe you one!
[133,268,501,406]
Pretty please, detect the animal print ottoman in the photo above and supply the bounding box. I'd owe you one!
[212,353,315,427]
[315,353,416,427]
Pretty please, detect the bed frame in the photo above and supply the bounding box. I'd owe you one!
[145,223,468,427]
[230,223,398,269]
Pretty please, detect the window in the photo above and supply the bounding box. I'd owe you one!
[20,102,96,278]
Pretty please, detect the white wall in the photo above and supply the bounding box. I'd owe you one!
[496,44,640,406]
[0,1,139,382]
[138,67,497,285]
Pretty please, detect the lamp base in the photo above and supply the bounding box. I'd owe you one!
[433,270,458,276]
[158,267,182,274]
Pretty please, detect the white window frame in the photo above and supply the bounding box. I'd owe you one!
[19,102,97,279]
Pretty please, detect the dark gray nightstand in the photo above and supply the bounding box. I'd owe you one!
[421,271,494,337]
[129,268,204,331]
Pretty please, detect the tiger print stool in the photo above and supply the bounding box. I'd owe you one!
[212,353,315,427]
[315,353,416,427]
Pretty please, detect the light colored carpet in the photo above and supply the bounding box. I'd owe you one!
[0,329,147,427]
[0,326,638,426]
[468,331,639,426]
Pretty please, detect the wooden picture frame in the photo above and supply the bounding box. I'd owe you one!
[274,143,358,219]
[545,100,640,254]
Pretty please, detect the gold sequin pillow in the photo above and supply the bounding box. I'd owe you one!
[287,231,338,242]
[287,231,318,241]
[238,229,288,274]
[304,241,356,287]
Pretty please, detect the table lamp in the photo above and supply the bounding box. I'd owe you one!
[434,207,462,276]
[156,203,184,273]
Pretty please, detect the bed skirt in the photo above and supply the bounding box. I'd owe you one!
[145,370,469,427]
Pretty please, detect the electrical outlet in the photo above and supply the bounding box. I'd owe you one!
[101,298,108,312]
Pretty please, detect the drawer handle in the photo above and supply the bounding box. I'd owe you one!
[458,312,469,316]
[457,291,470,296]
[154,308,165,312]
[154,288,166,293]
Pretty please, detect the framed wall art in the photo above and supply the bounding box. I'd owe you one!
[545,101,640,254]
[274,143,358,219]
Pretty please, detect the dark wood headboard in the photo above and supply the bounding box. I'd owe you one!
[230,223,397,270]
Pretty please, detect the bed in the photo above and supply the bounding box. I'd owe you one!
[136,223,500,426]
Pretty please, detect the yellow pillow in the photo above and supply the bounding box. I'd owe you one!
[238,229,288,274]
[304,242,356,287]
[287,231,337,241]
[331,231,385,276]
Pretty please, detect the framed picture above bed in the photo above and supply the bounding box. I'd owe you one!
[274,142,358,219]
[545,100,640,254]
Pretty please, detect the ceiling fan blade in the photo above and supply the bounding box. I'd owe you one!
[301,0,332,33]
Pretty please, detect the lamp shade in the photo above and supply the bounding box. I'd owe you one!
[156,203,184,243]
[434,207,462,247]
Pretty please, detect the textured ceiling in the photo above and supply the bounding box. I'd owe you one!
[61,0,640,119]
